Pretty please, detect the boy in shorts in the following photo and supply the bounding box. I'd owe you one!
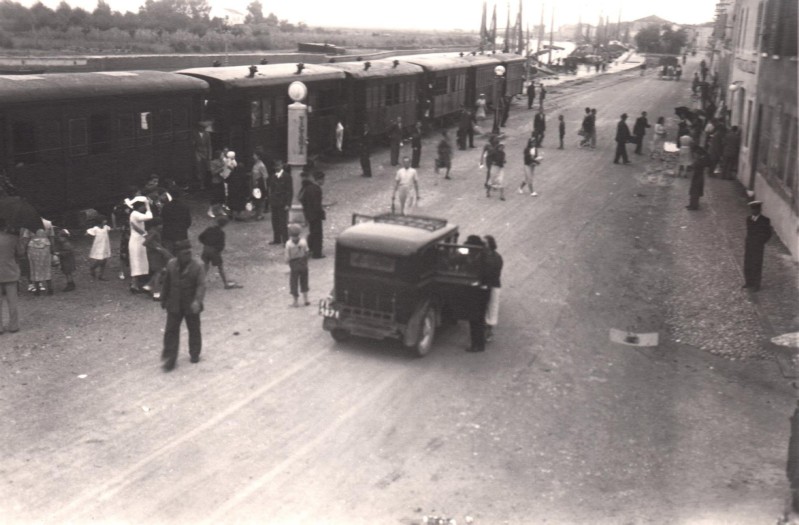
[198,214,241,289]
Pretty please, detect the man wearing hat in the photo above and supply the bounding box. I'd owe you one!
[298,170,325,259]
[267,160,293,245]
[742,201,772,291]
[160,239,205,371]
[614,113,632,164]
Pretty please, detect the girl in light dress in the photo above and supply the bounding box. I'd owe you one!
[86,216,112,280]
[677,133,694,178]
[650,117,667,160]
[27,229,52,295]
[127,196,153,293]
[475,94,487,120]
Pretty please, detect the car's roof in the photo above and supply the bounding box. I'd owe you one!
[326,59,424,78]
[177,63,345,88]
[337,216,458,257]
[0,70,208,105]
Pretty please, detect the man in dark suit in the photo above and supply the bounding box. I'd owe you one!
[614,113,632,164]
[526,82,536,109]
[388,117,403,166]
[267,159,293,245]
[458,107,476,149]
[160,240,205,371]
[359,124,372,177]
[533,109,546,147]
[160,187,191,256]
[191,123,211,190]
[410,121,423,168]
[299,170,325,259]
[742,201,772,291]
[632,111,650,155]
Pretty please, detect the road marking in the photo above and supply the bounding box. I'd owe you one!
[47,349,329,524]
[198,369,404,524]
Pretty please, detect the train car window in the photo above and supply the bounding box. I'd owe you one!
[385,84,400,106]
[250,100,262,128]
[11,121,36,165]
[155,110,172,143]
[432,77,448,96]
[261,98,271,126]
[366,86,376,109]
[117,114,134,149]
[89,114,112,154]
[273,96,287,124]
[317,89,339,113]
[173,108,189,141]
[0,118,6,166]
[68,118,88,157]
[137,112,152,146]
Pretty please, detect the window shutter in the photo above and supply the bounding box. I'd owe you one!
[780,0,797,56]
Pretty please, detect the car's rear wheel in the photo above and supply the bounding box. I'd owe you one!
[414,307,436,357]
[331,329,350,343]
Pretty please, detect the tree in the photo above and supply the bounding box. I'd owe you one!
[245,0,263,24]
[634,25,661,52]
[264,12,278,26]
[91,0,114,30]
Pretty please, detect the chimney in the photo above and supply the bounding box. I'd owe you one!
[364,61,371,70]
[295,63,305,74]
[392,59,400,68]
[248,65,258,78]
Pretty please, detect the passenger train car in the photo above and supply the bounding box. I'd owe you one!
[0,71,207,217]
[1,51,530,220]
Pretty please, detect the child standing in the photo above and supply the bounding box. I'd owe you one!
[285,224,309,307]
[198,214,240,289]
[558,115,565,149]
[54,228,76,292]
[86,216,112,280]
[27,229,52,295]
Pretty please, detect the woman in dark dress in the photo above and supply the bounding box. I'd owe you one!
[687,147,708,210]
[226,163,250,221]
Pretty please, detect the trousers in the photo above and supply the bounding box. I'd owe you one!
[614,141,629,163]
[271,205,289,244]
[162,310,202,366]
[0,281,19,332]
[307,219,323,257]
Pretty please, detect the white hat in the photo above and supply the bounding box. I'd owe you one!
[125,196,148,208]
[226,151,236,158]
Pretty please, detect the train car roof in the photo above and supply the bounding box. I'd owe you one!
[338,216,458,257]
[0,70,208,105]
[177,63,345,88]
[492,53,528,65]
[443,53,502,66]
[398,55,471,72]
[325,59,423,79]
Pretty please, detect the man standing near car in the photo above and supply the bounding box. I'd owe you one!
[299,170,325,259]
[410,121,423,168]
[267,159,293,245]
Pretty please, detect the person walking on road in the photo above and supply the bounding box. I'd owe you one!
[538,85,546,110]
[160,239,205,371]
[686,147,708,210]
[613,113,632,165]
[483,235,503,343]
[388,117,403,166]
[526,82,536,109]
[199,214,240,290]
[298,170,326,258]
[481,135,499,189]
[0,218,20,334]
[267,160,293,245]
[742,201,772,292]
[519,136,540,197]
[392,157,420,216]
[579,107,591,148]
[435,130,453,180]
[533,109,546,147]
[487,144,507,201]
[410,121,422,168]
[588,108,597,149]
[677,133,694,178]
[359,124,372,178]
[633,111,650,155]
[458,107,476,150]
[558,115,565,149]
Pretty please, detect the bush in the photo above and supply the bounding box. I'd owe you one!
[0,30,14,48]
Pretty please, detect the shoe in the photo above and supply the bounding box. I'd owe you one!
[129,286,141,294]
[304,301,311,306]
[500,196,506,201]
[466,346,485,353]
[613,161,619,164]
[142,284,153,293]
[311,254,326,259]
[207,208,215,218]
[27,284,36,293]
[224,282,243,289]
[623,161,632,165]
[162,360,176,372]
[118,272,125,280]
[531,192,539,197]
[152,292,161,300]
[190,355,200,364]
[518,188,524,194]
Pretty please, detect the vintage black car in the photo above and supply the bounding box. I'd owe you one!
[319,213,486,357]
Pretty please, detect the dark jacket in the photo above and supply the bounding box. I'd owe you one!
[267,168,293,207]
[583,114,595,133]
[298,179,324,223]
[199,225,225,252]
[534,113,546,132]
[483,251,503,288]
[410,128,422,149]
[459,109,475,130]
[523,143,540,166]
[746,215,772,246]
[616,120,632,143]
[161,257,206,314]
[633,116,650,137]
[493,149,506,168]
[722,130,741,159]
[388,123,403,144]
[161,198,192,242]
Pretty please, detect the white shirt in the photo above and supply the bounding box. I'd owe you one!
[395,167,418,187]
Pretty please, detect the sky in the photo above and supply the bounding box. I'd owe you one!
[17,0,719,31]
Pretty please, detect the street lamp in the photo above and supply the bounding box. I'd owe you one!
[287,80,308,224]
[491,65,506,135]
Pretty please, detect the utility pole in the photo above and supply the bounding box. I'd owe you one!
[536,2,544,55]
[548,6,555,65]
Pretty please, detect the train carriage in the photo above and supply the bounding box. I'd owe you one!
[399,55,469,124]
[0,70,207,219]
[178,63,345,163]
[450,53,503,110]
[326,59,423,152]
[493,53,528,97]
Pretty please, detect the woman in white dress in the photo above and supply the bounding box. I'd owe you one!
[127,196,153,293]
[475,94,487,121]
[650,116,667,160]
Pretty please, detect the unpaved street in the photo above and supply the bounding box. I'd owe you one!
[1,59,795,524]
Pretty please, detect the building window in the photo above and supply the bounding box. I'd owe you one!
[138,112,152,146]
[786,118,797,192]
[250,100,262,128]
[261,98,271,125]
[69,118,88,157]
[12,121,36,165]
[155,110,172,143]
[432,77,448,96]
[173,108,189,140]
[89,114,111,154]
[385,83,400,106]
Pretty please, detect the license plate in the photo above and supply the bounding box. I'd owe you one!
[318,299,339,319]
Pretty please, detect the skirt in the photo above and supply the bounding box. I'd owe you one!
[28,246,52,282]
[489,167,505,189]
[59,251,76,274]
